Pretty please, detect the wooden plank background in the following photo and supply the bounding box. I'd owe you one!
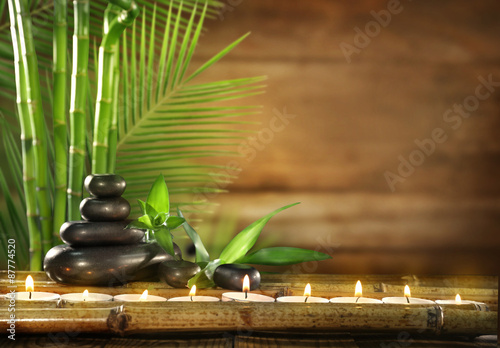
[181,0,500,275]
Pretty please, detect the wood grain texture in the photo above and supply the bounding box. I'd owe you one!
[178,0,500,275]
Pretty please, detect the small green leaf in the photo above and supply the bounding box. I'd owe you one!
[219,202,300,263]
[154,225,175,256]
[137,214,154,229]
[137,199,146,215]
[166,216,185,230]
[237,247,331,266]
[178,208,210,263]
[146,174,169,215]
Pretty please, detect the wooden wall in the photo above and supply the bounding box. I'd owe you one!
[186,0,500,275]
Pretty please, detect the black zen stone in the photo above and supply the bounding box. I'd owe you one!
[159,260,201,288]
[44,243,172,286]
[80,197,130,221]
[84,174,126,197]
[59,220,144,247]
[213,264,261,291]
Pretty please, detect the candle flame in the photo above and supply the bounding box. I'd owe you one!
[25,275,34,292]
[404,285,411,298]
[82,289,89,301]
[139,290,148,301]
[455,294,462,304]
[303,283,311,297]
[242,275,250,293]
[354,280,362,297]
[189,285,197,297]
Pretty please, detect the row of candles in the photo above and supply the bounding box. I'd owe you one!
[2,275,483,307]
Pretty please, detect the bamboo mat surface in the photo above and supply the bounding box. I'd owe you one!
[0,273,497,346]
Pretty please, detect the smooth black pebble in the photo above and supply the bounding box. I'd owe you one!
[159,260,201,288]
[80,197,130,221]
[84,174,126,197]
[60,220,144,247]
[213,264,260,291]
[44,243,172,286]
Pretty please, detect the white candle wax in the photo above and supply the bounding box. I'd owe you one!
[169,296,220,302]
[435,299,489,311]
[221,292,275,302]
[276,296,329,303]
[60,293,113,302]
[6,292,60,301]
[330,297,382,304]
[382,297,435,305]
[114,294,167,302]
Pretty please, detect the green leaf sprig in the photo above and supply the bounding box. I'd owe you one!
[186,203,332,288]
[127,174,185,257]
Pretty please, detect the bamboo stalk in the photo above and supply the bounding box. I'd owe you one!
[12,0,53,256]
[7,0,42,271]
[0,307,116,333]
[67,0,90,221]
[107,303,497,336]
[0,303,495,336]
[440,307,497,335]
[52,0,68,243]
[92,0,139,174]
[107,39,120,173]
[104,4,119,173]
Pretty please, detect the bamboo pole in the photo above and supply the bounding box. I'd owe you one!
[7,0,42,271]
[67,0,90,221]
[0,303,495,336]
[107,303,497,336]
[440,307,497,335]
[0,307,116,333]
[52,0,68,243]
[105,4,121,173]
[11,0,53,256]
[92,0,139,174]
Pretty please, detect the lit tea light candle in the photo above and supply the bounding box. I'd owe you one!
[4,275,60,301]
[222,275,274,302]
[276,283,329,303]
[60,289,113,302]
[436,294,489,311]
[382,285,435,305]
[169,285,220,302]
[114,289,167,302]
[330,280,382,304]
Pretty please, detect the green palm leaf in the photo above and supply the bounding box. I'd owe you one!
[0,0,263,269]
[115,2,265,216]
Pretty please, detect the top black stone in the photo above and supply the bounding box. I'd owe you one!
[84,174,126,197]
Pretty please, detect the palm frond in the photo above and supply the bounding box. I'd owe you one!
[116,2,265,216]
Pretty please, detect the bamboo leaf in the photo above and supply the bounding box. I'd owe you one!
[237,247,332,266]
[166,216,185,230]
[146,174,170,214]
[154,225,175,256]
[218,203,300,263]
[178,208,210,263]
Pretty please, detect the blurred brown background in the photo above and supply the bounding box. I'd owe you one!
[187,0,500,275]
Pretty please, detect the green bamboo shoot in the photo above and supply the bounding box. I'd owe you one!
[92,0,139,174]
[67,0,90,220]
[7,0,42,270]
[52,0,67,243]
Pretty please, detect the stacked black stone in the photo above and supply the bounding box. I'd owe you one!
[44,174,171,286]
